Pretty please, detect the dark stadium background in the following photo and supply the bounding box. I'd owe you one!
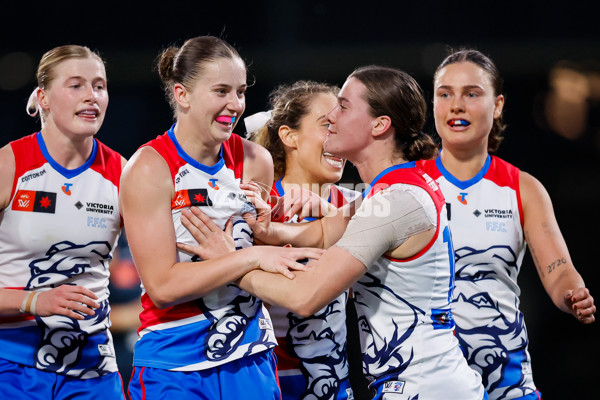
[1,2,598,398]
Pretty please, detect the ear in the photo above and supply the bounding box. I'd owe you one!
[494,94,505,119]
[173,83,190,109]
[372,115,393,138]
[37,89,49,111]
[278,125,298,149]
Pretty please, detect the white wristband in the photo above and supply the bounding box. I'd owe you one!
[19,291,34,314]
[30,291,41,315]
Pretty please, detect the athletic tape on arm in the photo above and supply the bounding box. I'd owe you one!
[334,187,436,268]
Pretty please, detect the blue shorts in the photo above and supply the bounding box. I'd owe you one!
[0,357,125,400]
[129,350,281,400]
[279,373,353,400]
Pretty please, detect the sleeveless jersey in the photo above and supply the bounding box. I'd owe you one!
[418,155,537,399]
[270,179,359,400]
[0,132,122,378]
[352,162,484,400]
[133,126,277,372]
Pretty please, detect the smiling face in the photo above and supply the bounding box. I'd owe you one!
[39,57,108,140]
[324,77,375,162]
[291,92,345,185]
[433,61,504,152]
[183,57,247,145]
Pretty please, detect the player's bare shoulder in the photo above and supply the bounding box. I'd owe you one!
[0,144,16,210]
[122,145,169,183]
[241,137,274,194]
[519,170,552,210]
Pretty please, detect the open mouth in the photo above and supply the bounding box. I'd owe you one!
[448,119,470,127]
[215,115,236,127]
[323,152,344,168]
[76,109,99,120]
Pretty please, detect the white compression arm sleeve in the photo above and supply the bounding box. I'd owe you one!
[334,185,437,269]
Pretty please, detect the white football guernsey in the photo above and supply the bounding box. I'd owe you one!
[270,179,359,400]
[133,126,277,372]
[351,162,485,400]
[418,155,538,399]
[0,132,122,378]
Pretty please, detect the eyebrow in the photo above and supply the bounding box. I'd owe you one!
[436,84,483,91]
[66,75,106,82]
[212,83,248,89]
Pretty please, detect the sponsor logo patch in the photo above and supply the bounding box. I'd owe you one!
[421,172,439,191]
[346,388,355,400]
[522,361,532,375]
[62,183,73,195]
[85,202,115,215]
[258,318,272,330]
[208,178,220,190]
[484,208,513,219]
[174,168,190,184]
[382,380,405,394]
[172,189,213,209]
[98,344,115,358]
[87,216,107,229]
[12,190,56,214]
[486,221,507,232]
[20,169,46,182]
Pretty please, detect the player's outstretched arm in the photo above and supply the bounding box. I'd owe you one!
[521,171,595,323]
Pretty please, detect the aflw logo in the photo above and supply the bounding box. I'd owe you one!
[18,199,30,208]
[171,189,213,210]
[174,193,186,207]
[12,190,56,214]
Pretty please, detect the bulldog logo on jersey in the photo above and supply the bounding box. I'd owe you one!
[286,296,349,399]
[12,190,56,214]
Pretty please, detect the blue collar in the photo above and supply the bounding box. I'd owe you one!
[435,153,491,190]
[167,124,225,174]
[36,131,97,179]
[362,161,416,199]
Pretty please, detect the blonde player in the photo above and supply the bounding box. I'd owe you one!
[0,45,127,399]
